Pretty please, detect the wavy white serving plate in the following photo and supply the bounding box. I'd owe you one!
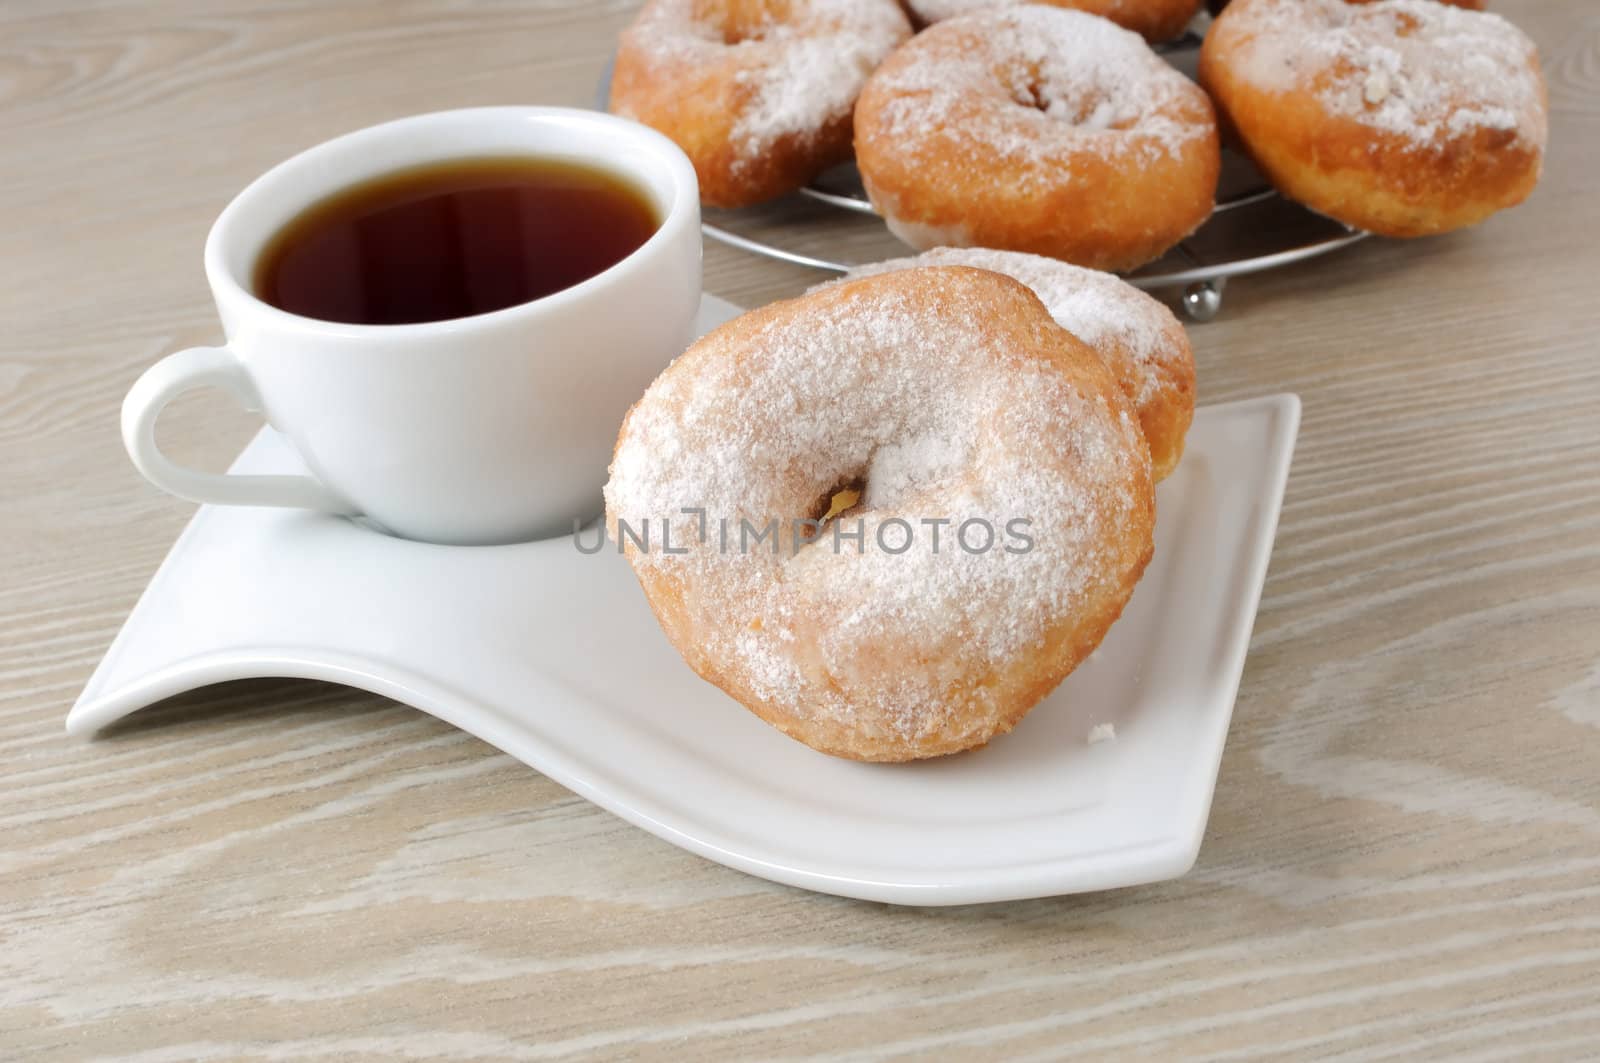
[70,293,1299,905]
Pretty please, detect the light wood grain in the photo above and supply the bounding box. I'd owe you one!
[3,0,1599,1058]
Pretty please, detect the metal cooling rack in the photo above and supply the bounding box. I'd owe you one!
[704,162,1366,321]
[600,27,1368,321]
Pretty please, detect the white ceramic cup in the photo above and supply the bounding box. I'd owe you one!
[122,106,702,545]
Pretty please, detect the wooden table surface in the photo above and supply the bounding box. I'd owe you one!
[5,0,1599,1057]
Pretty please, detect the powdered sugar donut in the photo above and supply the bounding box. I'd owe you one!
[832,249,1196,481]
[605,267,1154,762]
[907,0,1204,44]
[609,0,912,209]
[1199,0,1546,236]
[854,7,1220,272]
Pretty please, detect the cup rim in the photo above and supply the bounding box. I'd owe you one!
[203,105,701,339]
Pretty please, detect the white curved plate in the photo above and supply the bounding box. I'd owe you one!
[71,294,1299,905]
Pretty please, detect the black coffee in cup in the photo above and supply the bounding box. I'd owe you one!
[254,156,658,326]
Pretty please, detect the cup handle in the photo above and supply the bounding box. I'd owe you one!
[121,345,357,513]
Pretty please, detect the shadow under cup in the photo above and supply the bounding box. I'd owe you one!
[194,107,703,546]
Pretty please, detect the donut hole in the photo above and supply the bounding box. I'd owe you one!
[807,474,868,525]
[698,0,789,44]
[789,474,868,555]
[1013,79,1128,131]
[718,20,771,44]
[1016,81,1051,113]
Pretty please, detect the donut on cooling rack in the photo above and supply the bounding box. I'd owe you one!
[1199,0,1546,237]
[604,267,1154,762]
[853,6,1220,273]
[830,249,1195,481]
[608,0,912,209]
[905,0,1204,44]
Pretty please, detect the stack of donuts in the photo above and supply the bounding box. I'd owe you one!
[610,0,1549,265]
[606,249,1197,761]
[601,0,1551,761]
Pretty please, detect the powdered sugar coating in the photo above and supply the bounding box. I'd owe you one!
[911,0,1135,20]
[854,4,1218,269]
[835,248,1190,408]
[605,269,1153,758]
[863,6,1214,169]
[1221,0,1546,151]
[615,0,911,170]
